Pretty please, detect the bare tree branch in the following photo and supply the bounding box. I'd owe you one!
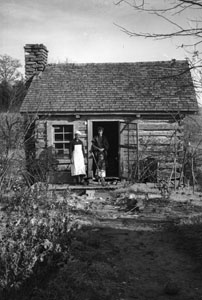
[153,12,184,31]
[179,0,202,8]
[115,22,202,39]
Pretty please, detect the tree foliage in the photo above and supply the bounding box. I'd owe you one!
[0,55,25,111]
[0,80,26,111]
[0,55,22,84]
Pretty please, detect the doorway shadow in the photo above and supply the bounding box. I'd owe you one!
[93,121,119,177]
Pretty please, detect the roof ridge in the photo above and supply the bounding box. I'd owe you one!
[46,59,188,67]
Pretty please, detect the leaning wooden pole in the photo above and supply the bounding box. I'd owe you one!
[136,121,140,181]
[191,147,195,194]
[174,131,177,191]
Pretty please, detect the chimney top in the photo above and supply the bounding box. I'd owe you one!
[24,44,48,52]
[24,44,48,79]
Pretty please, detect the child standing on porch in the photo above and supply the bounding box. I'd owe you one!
[96,152,106,184]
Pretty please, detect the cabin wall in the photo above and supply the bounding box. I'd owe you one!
[35,117,88,183]
[31,115,184,184]
[137,120,183,182]
[35,120,47,158]
[119,118,183,182]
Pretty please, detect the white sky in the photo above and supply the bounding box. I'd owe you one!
[1,0,196,66]
[1,0,201,105]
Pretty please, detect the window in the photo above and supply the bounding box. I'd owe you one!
[53,124,73,157]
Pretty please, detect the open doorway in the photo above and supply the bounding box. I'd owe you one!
[92,121,119,177]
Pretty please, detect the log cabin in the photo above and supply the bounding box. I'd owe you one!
[20,44,198,184]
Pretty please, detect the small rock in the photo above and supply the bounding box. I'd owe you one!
[137,200,145,212]
[128,193,136,199]
[127,198,138,210]
[164,281,180,295]
[148,193,162,200]
[71,240,84,250]
[86,190,95,198]
[75,203,85,210]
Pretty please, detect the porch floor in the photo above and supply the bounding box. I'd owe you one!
[48,178,122,191]
[48,177,122,191]
[48,183,120,191]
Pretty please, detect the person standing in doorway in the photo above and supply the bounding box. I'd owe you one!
[69,131,86,184]
[91,126,109,177]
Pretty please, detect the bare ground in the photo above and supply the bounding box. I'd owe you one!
[3,183,202,300]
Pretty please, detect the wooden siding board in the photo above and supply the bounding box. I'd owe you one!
[138,130,182,137]
[139,123,180,130]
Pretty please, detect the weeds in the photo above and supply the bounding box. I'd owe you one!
[0,186,75,293]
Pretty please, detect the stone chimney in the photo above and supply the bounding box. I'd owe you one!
[24,44,48,79]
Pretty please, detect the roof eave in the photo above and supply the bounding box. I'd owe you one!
[20,109,198,116]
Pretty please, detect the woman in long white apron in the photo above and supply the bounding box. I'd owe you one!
[69,131,86,184]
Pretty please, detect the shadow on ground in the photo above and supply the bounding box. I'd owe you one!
[6,222,202,300]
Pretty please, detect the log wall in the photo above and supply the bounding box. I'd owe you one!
[119,119,183,182]
[31,116,184,183]
[138,120,183,181]
[30,117,88,183]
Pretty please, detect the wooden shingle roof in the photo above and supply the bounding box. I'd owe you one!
[20,60,198,114]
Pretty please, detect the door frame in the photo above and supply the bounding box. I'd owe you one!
[87,119,121,178]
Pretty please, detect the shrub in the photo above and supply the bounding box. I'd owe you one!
[196,167,202,191]
[0,185,75,292]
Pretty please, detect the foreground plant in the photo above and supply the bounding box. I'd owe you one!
[0,185,75,292]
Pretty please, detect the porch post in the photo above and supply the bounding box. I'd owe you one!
[87,120,93,178]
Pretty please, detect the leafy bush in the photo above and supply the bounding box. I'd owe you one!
[0,185,75,292]
[196,167,202,191]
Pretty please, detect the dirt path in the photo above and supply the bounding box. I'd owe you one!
[68,225,202,300]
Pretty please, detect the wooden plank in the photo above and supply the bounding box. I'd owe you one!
[158,170,181,178]
[123,129,137,136]
[123,139,137,144]
[139,122,182,131]
[158,162,182,169]
[121,148,137,156]
[138,130,182,137]
[120,144,137,149]
[77,126,87,131]
[139,136,180,144]
[139,152,177,160]
[139,147,175,153]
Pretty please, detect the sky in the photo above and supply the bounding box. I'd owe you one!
[1,0,202,106]
[1,0,198,67]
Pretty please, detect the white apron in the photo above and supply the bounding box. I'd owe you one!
[71,144,86,176]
